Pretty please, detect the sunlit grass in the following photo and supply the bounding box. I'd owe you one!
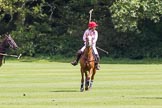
[0,61,162,108]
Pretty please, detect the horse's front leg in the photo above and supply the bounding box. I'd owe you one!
[85,68,93,90]
[85,71,89,91]
[87,68,93,81]
[0,59,2,67]
[90,68,96,89]
[80,68,84,92]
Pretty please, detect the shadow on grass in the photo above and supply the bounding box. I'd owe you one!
[50,90,78,92]
[137,97,162,99]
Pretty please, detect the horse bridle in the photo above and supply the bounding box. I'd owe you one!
[86,35,93,48]
[5,34,18,49]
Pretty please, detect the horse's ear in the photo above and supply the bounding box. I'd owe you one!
[1,34,6,38]
[4,33,9,38]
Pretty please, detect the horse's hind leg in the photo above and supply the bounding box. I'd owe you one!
[85,80,89,91]
[80,68,84,92]
[89,81,93,89]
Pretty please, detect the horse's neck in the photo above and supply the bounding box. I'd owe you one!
[0,44,6,53]
[0,39,7,53]
[1,41,6,47]
[83,47,94,60]
[0,45,4,60]
[0,38,7,64]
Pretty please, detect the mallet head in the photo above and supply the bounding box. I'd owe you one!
[17,54,22,59]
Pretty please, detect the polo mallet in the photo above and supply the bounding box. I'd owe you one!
[88,10,108,55]
[0,53,22,59]
[97,47,109,55]
[89,9,93,22]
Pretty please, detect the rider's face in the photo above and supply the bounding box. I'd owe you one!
[92,27,96,30]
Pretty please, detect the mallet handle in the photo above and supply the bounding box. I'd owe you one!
[89,9,93,22]
[0,53,21,59]
[96,47,109,55]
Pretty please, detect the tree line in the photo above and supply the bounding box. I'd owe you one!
[0,0,162,59]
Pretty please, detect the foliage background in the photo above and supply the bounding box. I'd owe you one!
[0,0,162,59]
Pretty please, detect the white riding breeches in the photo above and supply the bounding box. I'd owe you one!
[80,44,98,55]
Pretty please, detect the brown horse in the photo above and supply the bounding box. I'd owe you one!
[79,35,96,92]
[0,34,18,67]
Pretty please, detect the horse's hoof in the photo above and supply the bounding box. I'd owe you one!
[80,88,84,92]
[89,84,92,89]
[85,87,89,91]
[89,86,92,89]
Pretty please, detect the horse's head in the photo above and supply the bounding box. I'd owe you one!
[85,35,93,48]
[0,33,18,67]
[2,34,18,50]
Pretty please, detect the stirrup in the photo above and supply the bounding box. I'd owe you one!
[71,60,78,66]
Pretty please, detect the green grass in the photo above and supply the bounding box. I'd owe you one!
[6,55,162,64]
[1,61,162,108]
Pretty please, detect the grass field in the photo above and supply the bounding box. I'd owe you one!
[1,61,162,108]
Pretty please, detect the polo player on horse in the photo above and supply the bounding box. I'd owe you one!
[71,21,100,70]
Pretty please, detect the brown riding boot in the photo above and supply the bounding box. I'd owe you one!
[95,63,100,70]
[95,54,100,70]
[71,50,82,66]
